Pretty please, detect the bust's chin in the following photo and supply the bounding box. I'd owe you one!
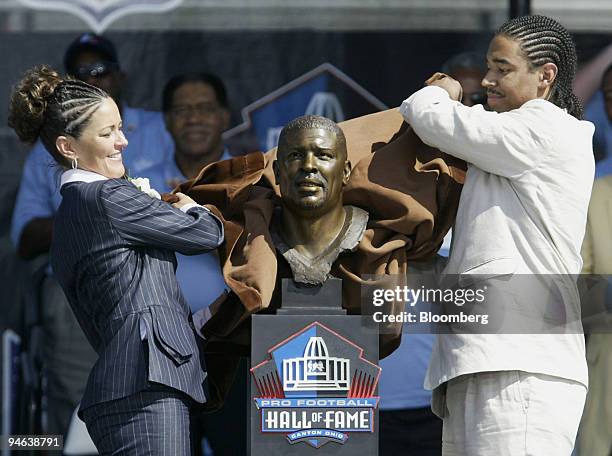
[296,197,325,210]
[283,198,335,220]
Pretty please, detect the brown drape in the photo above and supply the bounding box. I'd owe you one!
[175,108,465,355]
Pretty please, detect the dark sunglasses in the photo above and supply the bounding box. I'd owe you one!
[72,61,119,80]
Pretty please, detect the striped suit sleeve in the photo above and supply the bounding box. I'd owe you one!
[99,179,223,254]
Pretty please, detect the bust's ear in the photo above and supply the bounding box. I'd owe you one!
[343,160,352,186]
[56,135,78,162]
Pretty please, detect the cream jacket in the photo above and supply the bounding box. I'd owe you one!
[401,86,595,389]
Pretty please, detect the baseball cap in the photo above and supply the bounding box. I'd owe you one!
[64,33,120,76]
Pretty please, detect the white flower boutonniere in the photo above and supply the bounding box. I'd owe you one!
[128,177,162,200]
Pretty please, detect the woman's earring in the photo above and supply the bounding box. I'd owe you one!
[71,157,78,170]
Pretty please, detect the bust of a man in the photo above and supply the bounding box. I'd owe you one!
[179,108,464,409]
[272,115,368,285]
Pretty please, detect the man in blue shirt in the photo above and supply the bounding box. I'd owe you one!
[141,73,245,456]
[586,65,612,177]
[10,33,172,437]
[142,73,232,314]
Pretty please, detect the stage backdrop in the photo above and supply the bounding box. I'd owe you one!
[0,29,608,304]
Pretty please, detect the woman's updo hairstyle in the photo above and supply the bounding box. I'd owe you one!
[8,64,108,167]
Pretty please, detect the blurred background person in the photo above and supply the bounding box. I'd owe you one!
[578,174,612,455]
[142,73,246,455]
[144,73,230,313]
[441,51,487,108]
[573,45,612,456]
[574,42,612,175]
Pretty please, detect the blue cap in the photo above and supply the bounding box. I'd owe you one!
[64,33,119,76]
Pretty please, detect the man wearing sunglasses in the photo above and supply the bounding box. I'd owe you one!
[10,33,173,438]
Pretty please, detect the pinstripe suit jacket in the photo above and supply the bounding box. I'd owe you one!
[50,177,224,415]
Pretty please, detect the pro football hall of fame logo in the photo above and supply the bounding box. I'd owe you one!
[251,321,381,449]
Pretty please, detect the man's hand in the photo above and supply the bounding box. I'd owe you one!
[425,72,463,102]
[171,192,197,210]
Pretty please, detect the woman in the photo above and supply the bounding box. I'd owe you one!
[8,65,224,455]
[401,15,592,455]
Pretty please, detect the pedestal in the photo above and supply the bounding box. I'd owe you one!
[249,278,380,455]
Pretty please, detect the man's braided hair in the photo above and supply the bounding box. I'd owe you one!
[497,14,583,119]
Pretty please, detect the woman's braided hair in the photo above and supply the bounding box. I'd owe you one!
[497,15,583,119]
[8,65,108,167]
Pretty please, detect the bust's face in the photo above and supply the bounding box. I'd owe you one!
[275,127,350,217]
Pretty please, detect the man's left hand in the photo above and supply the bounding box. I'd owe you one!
[425,72,463,102]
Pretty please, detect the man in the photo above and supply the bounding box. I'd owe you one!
[401,15,593,454]
[574,43,612,173]
[441,51,487,107]
[589,64,612,176]
[142,73,246,455]
[143,73,231,313]
[10,33,172,437]
[577,175,612,455]
[176,112,465,411]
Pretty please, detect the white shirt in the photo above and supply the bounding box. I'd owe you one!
[60,169,202,214]
[401,86,595,389]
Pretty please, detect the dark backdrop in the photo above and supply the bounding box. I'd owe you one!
[2,31,609,127]
[0,30,609,239]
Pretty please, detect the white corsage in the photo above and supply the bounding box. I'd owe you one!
[128,177,162,200]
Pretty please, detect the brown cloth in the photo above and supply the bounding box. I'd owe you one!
[176,108,465,352]
[176,108,465,412]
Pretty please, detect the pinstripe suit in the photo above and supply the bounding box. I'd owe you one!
[50,171,223,454]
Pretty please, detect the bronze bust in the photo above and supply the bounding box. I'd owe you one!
[271,116,368,285]
[174,108,465,410]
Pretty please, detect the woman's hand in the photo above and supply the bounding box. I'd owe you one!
[171,192,197,210]
[425,72,463,102]
[161,193,179,204]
